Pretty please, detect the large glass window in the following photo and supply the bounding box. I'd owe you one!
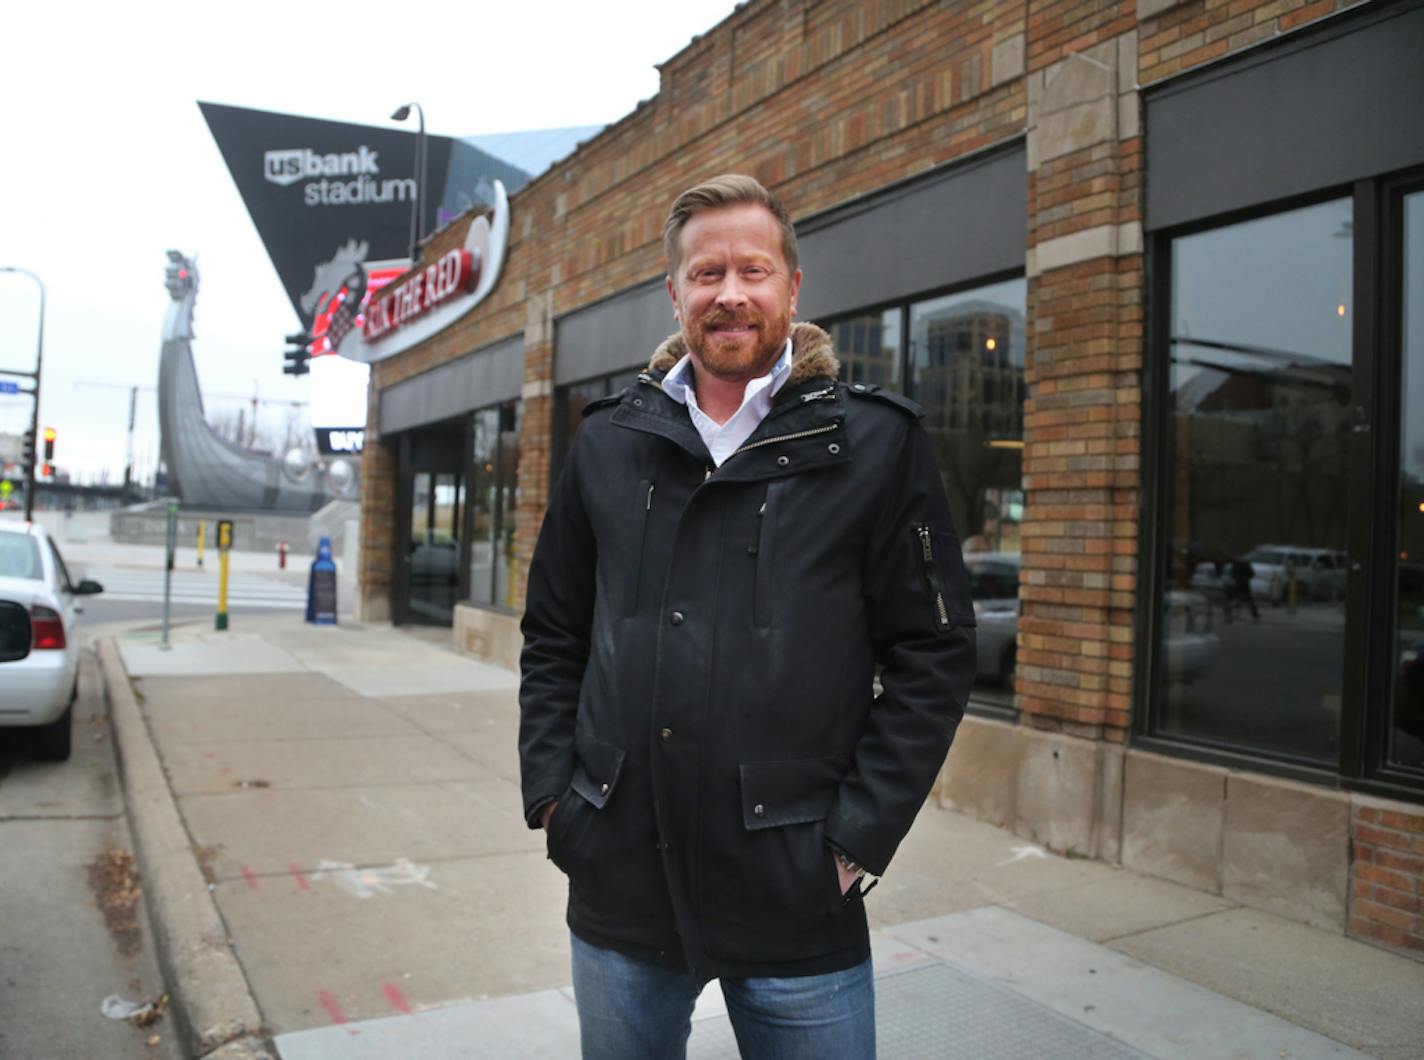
[1391,190,1424,774]
[467,400,521,609]
[1157,199,1354,764]
[830,309,901,389]
[555,368,641,472]
[408,471,463,623]
[830,277,1028,711]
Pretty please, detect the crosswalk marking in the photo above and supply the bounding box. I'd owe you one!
[81,568,311,610]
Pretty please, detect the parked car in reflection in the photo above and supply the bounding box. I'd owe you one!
[1191,545,1346,604]
[967,552,1221,689]
[0,521,103,761]
[965,552,1019,686]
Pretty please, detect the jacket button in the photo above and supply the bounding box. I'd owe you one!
[753,803,765,818]
[776,455,790,467]
[600,782,610,795]
[659,727,673,743]
[669,611,684,626]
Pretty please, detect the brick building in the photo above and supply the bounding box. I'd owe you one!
[355,0,1424,957]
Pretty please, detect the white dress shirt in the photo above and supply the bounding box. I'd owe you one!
[660,339,794,466]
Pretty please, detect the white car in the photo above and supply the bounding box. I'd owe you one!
[0,522,102,761]
[1191,545,1347,605]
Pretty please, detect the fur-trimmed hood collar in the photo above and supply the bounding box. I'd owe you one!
[646,322,840,389]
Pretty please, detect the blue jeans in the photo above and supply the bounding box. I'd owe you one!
[569,932,876,1059]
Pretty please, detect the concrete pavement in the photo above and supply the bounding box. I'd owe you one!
[97,613,1424,1059]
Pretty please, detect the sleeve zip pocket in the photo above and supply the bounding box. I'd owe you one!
[914,524,953,634]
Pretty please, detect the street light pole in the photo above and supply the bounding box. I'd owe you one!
[0,266,45,521]
[390,102,426,265]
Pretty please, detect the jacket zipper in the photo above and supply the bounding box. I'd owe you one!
[916,524,952,632]
[630,480,654,615]
[728,422,840,459]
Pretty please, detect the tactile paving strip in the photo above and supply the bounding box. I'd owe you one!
[688,961,1150,1059]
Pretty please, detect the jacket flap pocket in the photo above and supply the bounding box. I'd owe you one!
[739,755,847,831]
[570,729,626,810]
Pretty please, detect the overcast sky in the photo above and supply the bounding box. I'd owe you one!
[0,0,738,482]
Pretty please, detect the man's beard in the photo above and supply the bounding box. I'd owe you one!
[684,307,791,382]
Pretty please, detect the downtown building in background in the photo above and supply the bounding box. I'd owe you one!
[349,0,1424,958]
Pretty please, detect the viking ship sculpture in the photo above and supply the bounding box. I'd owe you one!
[158,250,344,511]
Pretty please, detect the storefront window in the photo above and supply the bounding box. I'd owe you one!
[555,368,641,472]
[826,277,1027,710]
[908,279,1027,555]
[1391,191,1424,774]
[407,470,462,623]
[1158,198,1353,763]
[829,309,901,389]
[468,400,521,609]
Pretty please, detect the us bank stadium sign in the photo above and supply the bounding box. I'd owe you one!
[306,181,510,365]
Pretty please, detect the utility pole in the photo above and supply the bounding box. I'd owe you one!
[123,385,137,497]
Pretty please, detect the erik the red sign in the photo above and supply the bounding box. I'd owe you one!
[363,249,479,341]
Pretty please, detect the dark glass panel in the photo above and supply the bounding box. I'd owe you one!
[908,278,1027,708]
[1390,191,1424,773]
[829,309,901,389]
[1160,198,1353,763]
[468,408,500,606]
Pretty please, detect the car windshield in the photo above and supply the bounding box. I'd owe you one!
[1244,548,1284,565]
[0,532,43,580]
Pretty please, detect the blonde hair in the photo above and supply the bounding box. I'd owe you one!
[662,174,798,277]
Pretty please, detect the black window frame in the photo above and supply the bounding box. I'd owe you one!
[1135,171,1424,800]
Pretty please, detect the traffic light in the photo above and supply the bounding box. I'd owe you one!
[21,428,35,469]
[42,426,55,462]
[283,331,313,377]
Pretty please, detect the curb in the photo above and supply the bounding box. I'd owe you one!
[98,638,274,1059]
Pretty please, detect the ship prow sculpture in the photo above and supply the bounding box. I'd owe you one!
[158,250,348,511]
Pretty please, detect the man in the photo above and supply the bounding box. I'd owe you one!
[519,174,976,1058]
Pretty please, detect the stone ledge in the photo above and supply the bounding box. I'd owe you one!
[1221,772,1349,931]
[1122,750,1227,893]
[453,603,523,672]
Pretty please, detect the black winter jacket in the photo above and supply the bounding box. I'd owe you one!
[519,322,976,979]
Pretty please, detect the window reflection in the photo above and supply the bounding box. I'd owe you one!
[557,368,641,471]
[468,400,521,608]
[829,309,900,389]
[908,279,1027,559]
[1160,198,1353,763]
[828,279,1027,710]
[408,470,462,622]
[1392,191,1424,773]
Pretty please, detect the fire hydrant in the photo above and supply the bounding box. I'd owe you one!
[278,541,289,570]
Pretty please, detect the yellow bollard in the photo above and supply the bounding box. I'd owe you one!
[196,519,206,568]
[216,519,232,631]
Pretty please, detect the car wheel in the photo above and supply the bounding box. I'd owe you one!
[31,702,73,762]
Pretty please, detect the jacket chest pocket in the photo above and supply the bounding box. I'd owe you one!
[625,479,655,617]
[748,481,783,629]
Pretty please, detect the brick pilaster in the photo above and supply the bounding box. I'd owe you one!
[513,290,555,614]
[1020,15,1143,743]
[357,372,397,622]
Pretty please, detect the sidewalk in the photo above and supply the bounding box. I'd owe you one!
[98,614,1424,1059]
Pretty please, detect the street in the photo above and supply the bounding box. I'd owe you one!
[0,639,184,1060]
